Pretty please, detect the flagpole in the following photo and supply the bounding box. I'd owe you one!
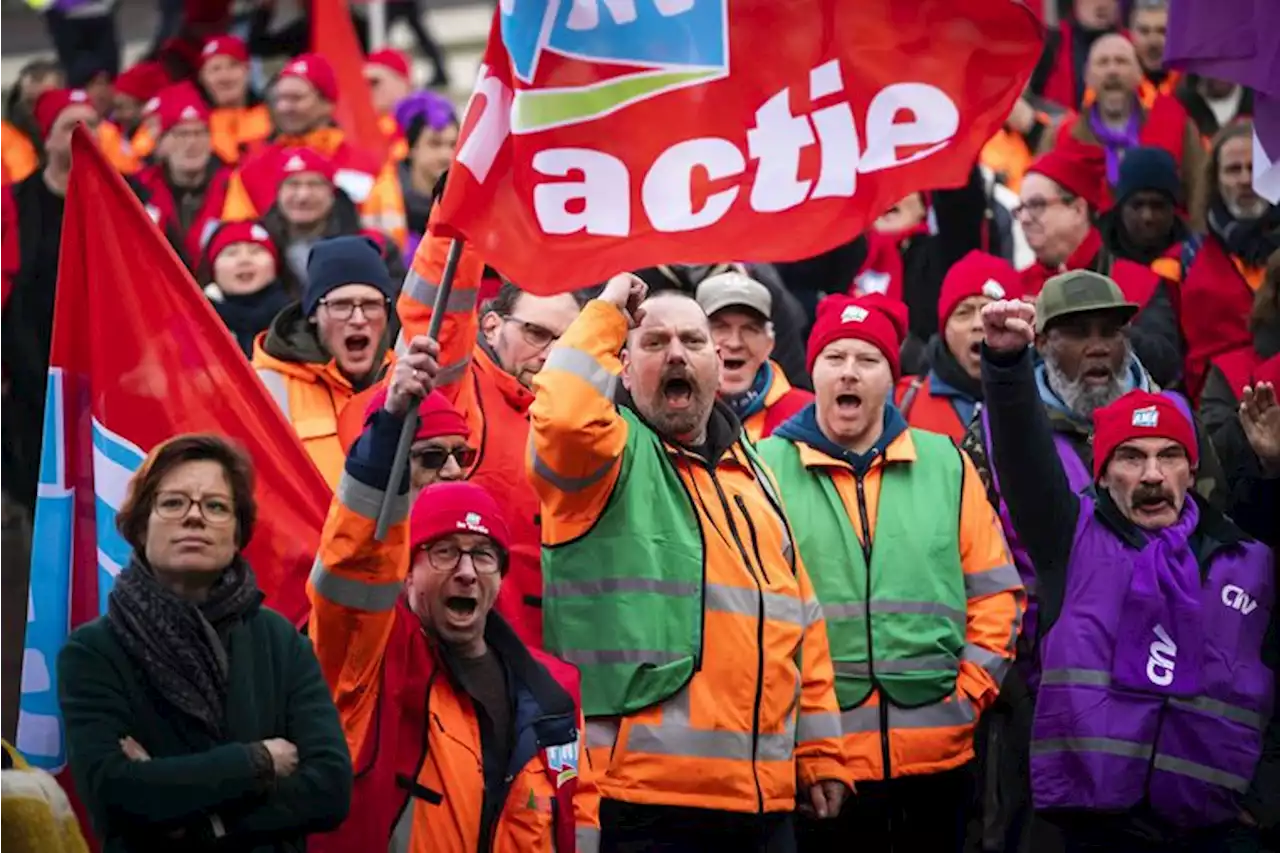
[375,237,464,540]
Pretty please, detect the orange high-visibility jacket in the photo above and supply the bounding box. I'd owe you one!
[528,300,850,813]
[1,121,39,185]
[134,103,272,165]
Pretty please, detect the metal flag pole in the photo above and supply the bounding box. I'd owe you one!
[375,238,464,540]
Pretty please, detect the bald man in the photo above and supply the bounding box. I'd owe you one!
[1050,33,1205,216]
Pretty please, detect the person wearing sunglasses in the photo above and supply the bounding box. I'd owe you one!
[356,386,474,501]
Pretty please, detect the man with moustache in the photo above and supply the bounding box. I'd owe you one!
[979,295,1278,851]
[530,274,849,852]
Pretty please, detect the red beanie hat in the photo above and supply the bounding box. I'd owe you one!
[806,294,908,378]
[114,61,168,103]
[1092,390,1199,480]
[33,88,92,139]
[366,48,411,80]
[363,388,471,442]
[205,221,278,267]
[410,481,511,558]
[937,251,1024,328]
[1027,144,1108,211]
[277,147,336,183]
[200,35,249,68]
[156,90,210,136]
[278,53,338,102]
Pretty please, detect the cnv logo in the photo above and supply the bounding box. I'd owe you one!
[498,0,729,133]
[1146,624,1178,688]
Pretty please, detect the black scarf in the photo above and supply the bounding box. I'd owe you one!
[926,335,983,402]
[1207,197,1280,268]
[106,556,263,737]
[1099,206,1189,266]
[213,281,292,357]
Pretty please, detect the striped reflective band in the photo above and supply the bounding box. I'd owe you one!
[544,346,617,399]
[840,695,976,734]
[964,563,1022,598]
[436,357,469,387]
[577,825,601,853]
[1153,754,1250,793]
[823,600,965,623]
[546,577,700,598]
[796,711,843,743]
[255,368,290,420]
[802,597,823,629]
[561,649,685,666]
[962,644,1012,685]
[309,556,402,613]
[833,654,958,677]
[402,269,479,313]
[704,582,805,628]
[1040,669,1265,730]
[337,472,409,526]
[531,451,618,494]
[585,719,620,749]
[627,687,797,763]
[1031,737,1152,759]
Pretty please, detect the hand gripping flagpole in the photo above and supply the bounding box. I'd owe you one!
[375,237,464,540]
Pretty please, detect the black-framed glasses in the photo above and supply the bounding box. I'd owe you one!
[319,297,389,320]
[1013,194,1076,220]
[503,316,559,350]
[409,446,477,471]
[419,541,502,574]
[153,491,235,524]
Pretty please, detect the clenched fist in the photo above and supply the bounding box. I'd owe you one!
[981,299,1037,355]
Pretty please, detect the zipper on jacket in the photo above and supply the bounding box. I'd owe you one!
[1140,699,1170,799]
[854,473,893,781]
[734,495,772,584]
[708,469,767,814]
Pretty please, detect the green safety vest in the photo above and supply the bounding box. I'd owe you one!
[757,429,965,709]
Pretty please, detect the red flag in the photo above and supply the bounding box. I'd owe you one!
[311,0,389,165]
[437,0,1042,293]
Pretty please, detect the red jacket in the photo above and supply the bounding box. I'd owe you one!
[1055,93,1189,193]
[1,185,16,310]
[1178,235,1265,402]
[1212,348,1280,401]
[894,374,968,444]
[134,161,233,267]
[1021,227,1163,309]
[229,129,383,217]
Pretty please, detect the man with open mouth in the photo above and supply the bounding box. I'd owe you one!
[307,334,594,853]
[695,270,812,441]
[253,234,398,486]
[980,295,1278,851]
[531,274,849,851]
[758,294,1024,853]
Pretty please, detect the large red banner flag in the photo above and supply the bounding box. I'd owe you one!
[311,0,389,165]
[436,0,1042,293]
[16,127,328,781]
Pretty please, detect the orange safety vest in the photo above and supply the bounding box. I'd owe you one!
[95,121,140,175]
[133,103,272,165]
[1,121,39,185]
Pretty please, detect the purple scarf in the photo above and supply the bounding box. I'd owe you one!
[1088,105,1141,186]
[1111,497,1203,697]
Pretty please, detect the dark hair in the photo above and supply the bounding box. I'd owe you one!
[117,434,257,553]
[483,280,596,317]
[1195,121,1254,230]
[404,114,459,151]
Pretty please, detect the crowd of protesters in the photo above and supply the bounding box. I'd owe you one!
[1,0,1278,851]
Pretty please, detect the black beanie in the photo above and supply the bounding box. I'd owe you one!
[303,235,397,317]
[1114,146,1181,207]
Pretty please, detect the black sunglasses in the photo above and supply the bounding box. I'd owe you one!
[409,446,477,471]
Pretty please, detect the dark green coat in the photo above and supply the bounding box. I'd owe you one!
[57,604,352,852]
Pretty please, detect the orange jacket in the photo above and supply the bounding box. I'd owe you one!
[398,231,545,648]
[740,364,813,442]
[528,300,849,813]
[307,446,598,853]
[380,112,408,162]
[133,103,272,165]
[762,428,1022,780]
[1,121,39,185]
[96,121,140,175]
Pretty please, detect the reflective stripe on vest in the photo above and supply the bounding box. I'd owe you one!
[577,825,601,853]
[626,682,798,763]
[309,472,408,613]
[256,367,291,420]
[402,266,479,314]
[840,694,977,734]
[1040,668,1266,730]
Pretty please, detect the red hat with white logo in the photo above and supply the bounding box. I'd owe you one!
[366,48,411,80]
[937,250,1024,328]
[156,91,210,136]
[200,35,249,68]
[806,294,909,378]
[1092,390,1199,480]
[33,88,93,139]
[410,481,511,560]
[278,53,338,102]
[277,147,336,184]
[205,221,278,267]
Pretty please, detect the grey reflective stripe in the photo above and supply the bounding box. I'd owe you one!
[546,577,699,598]
[436,357,469,387]
[962,644,1011,685]
[796,711,842,743]
[338,472,409,525]
[840,696,976,733]
[256,368,291,420]
[585,719,620,749]
[1030,737,1153,760]
[561,649,684,666]
[964,563,1022,598]
[310,557,401,613]
[833,655,958,677]
[1039,668,1112,687]
[531,451,618,494]
[823,600,965,622]
[802,598,823,629]
[577,825,601,853]
[1154,754,1251,792]
[402,269,479,313]
[704,583,805,627]
[544,346,617,398]
[1169,696,1266,731]
[389,801,412,853]
[626,687,796,763]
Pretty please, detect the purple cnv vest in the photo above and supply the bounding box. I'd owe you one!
[1031,498,1275,829]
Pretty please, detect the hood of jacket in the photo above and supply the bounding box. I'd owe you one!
[773,400,909,476]
[257,301,391,391]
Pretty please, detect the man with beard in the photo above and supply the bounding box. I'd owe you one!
[1100,146,1189,266]
[1152,122,1279,403]
[530,275,849,851]
[979,295,1278,851]
[1129,0,1179,108]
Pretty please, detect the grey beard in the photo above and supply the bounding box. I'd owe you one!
[1045,343,1132,420]
[1226,196,1271,221]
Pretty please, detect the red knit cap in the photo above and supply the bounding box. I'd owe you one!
[156,90,210,135]
[200,35,249,68]
[410,481,511,558]
[1092,390,1199,480]
[937,251,1024,328]
[366,48,411,80]
[114,61,169,103]
[278,53,338,102]
[1027,144,1108,211]
[277,147,336,183]
[364,388,471,442]
[806,294,908,378]
[33,89,93,139]
[205,221,278,267]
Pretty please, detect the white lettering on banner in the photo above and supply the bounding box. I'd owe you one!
[510,60,960,237]
[455,63,514,184]
[1146,624,1177,687]
[1222,584,1259,615]
[566,0,696,31]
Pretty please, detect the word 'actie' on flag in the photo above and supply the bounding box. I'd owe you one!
[16,126,330,774]
[434,0,1044,293]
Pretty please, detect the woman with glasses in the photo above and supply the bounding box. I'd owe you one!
[57,434,352,852]
[306,333,595,853]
